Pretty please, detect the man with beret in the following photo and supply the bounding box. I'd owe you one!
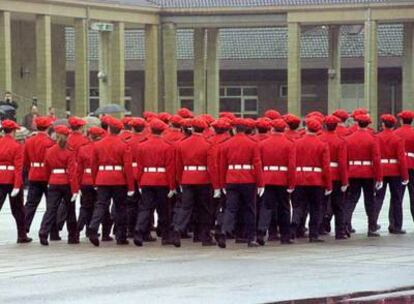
[120,117,133,142]
[294,118,331,242]
[216,118,263,248]
[24,116,57,238]
[0,120,31,243]
[88,117,134,246]
[318,115,349,239]
[374,114,408,234]
[177,107,194,119]
[77,127,113,242]
[254,118,271,142]
[171,118,218,247]
[164,115,185,143]
[394,111,414,222]
[264,109,281,120]
[345,114,383,237]
[39,125,79,246]
[284,114,302,141]
[332,109,352,137]
[257,119,296,245]
[68,116,89,154]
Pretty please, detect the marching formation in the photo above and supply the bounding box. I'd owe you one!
[0,107,413,249]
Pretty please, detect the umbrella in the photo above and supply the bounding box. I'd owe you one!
[94,103,126,115]
[53,118,69,127]
[83,116,101,129]
[0,104,16,112]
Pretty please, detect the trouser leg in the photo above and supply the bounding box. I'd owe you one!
[112,186,127,241]
[361,179,377,232]
[39,186,63,237]
[241,184,257,242]
[61,186,78,240]
[155,187,170,241]
[25,182,47,232]
[408,169,414,222]
[173,185,195,233]
[10,187,28,238]
[345,179,362,231]
[257,186,274,235]
[222,184,241,237]
[388,176,403,231]
[127,184,139,236]
[88,186,111,235]
[331,181,345,237]
[195,185,213,242]
[374,178,388,226]
[78,186,95,233]
[275,186,291,242]
[308,187,323,240]
[135,187,156,234]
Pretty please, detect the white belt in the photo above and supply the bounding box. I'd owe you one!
[184,166,207,171]
[381,159,398,164]
[296,166,322,172]
[144,167,166,173]
[52,169,66,174]
[407,152,414,158]
[99,165,123,171]
[263,166,288,172]
[228,164,253,170]
[84,168,92,174]
[0,165,15,171]
[132,162,138,168]
[349,160,372,166]
[330,162,339,168]
[31,162,44,168]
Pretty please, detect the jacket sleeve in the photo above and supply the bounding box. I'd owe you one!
[207,143,219,190]
[288,142,296,189]
[372,139,383,182]
[166,145,176,190]
[13,144,24,189]
[23,143,30,170]
[398,139,409,181]
[91,144,99,185]
[68,151,79,194]
[76,150,85,187]
[322,143,332,191]
[219,145,228,189]
[175,144,184,186]
[136,147,144,188]
[44,151,52,184]
[339,140,349,186]
[123,144,134,192]
[253,144,263,187]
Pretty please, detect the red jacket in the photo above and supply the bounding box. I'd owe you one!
[219,133,263,186]
[128,132,148,180]
[163,128,185,143]
[134,135,176,189]
[44,144,78,194]
[377,129,408,180]
[319,131,348,186]
[209,133,231,189]
[295,134,331,190]
[0,135,23,188]
[77,142,95,186]
[120,130,133,142]
[336,124,352,137]
[253,133,269,142]
[176,133,216,187]
[346,129,382,181]
[67,131,89,156]
[24,132,55,182]
[259,133,296,188]
[285,129,302,141]
[92,134,134,191]
[394,125,414,169]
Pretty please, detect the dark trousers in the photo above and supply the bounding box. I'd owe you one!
[403,169,414,222]
[135,186,171,240]
[222,183,257,242]
[173,184,213,241]
[375,176,404,230]
[291,190,308,235]
[321,181,345,237]
[89,186,127,241]
[346,178,377,231]
[0,184,27,238]
[257,185,291,242]
[25,181,48,232]
[39,185,78,239]
[126,184,140,235]
[295,186,323,239]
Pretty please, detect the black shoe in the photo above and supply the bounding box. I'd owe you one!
[68,238,80,244]
[202,239,217,246]
[101,235,114,242]
[335,235,348,240]
[143,233,157,242]
[17,236,33,244]
[247,241,260,247]
[116,239,129,245]
[172,230,181,248]
[49,234,61,241]
[389,229,406,235]
[133,233,143,247]
[368,231,380,237]
[350,228,356,233]
[281,239,294,245]
[235,238,248,244]
[88,234,100,247]
[217,234,226,249]
[309,237,324,243]
[374,224,381,232]
[39,234,49,246]
[323,221,332,233]
[257,234,265,246]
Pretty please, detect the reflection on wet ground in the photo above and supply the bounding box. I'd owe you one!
[271,286,414,303]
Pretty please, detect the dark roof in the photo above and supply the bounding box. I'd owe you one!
[84,0,159,7]
[65,24,403,61]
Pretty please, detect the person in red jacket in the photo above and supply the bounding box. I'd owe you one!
[318,115,349,239]
[67,116,89,154]
[88,117,134,246]
[38,125,79,246]
[294,118,331,242]
[24,116,57,237]
[133,119,176,246]
[163,115,185,143]
[0,120,31,243]
[375,114,409,234]
[394,110,414,222]
[257,119,296,245]
[120,116,133,142]
[216,118,263,248]
[171,118,217,247]
[345,114,383,237]
[77,126,113,241]
[332,109,352,137]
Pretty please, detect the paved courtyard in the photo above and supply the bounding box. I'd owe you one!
[1,192,414,303]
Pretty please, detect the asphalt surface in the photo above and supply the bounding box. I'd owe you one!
[1,191,414,303]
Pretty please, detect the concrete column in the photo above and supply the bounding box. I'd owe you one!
[193,28,207,114]
[403,22,414,110]
[51,24,66,118]
[0,11,12,93]
[74,18,89,116]
[99,31,112,106]
[206,28,219,117]
[145,24,160,112]
[162,22,178,113]
[327,25,341,114]
[112,22,125,108]
[36,15,52,114]
[287,22,301,117]
[364,19,378,126]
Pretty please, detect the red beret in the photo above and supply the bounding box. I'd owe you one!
[264,110,281,120]
[256,118,271,130]
[143,111,157,121]
[272,119,287,132]
[177,107,194,119]
[107,117,123,130]
[158,112,172,123]
[149,118,168,131]
[324,115,341,125]
[121,117,132,126]
[87,126,105,137]
[128,118,146,128]
[100,115,113,125]
[380,114,397,125]
[68,116,86,128]
[332,109,349,121]
[306,118,322,132]
[170,115,183,126]
[232,117,247,127]
[180,118,193,128]
[219,112,236,121]
[192,118,208,130]
[397,110,413,120]
[284,114,301,126]
[306,111,324,119]
[354,114,372,124]
[54,125,70,136]
[198,114,215,125]
[35,116,53,129]
[1,119,20,130]
[211,118,231,130]
[352,108,368,118]
[244,118,256,129]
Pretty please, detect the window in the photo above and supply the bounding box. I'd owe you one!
[178,86,194,111]
[219,86,258,118]
[341,84,365,112]
[279,85,288,98]
[279,84,318,98]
